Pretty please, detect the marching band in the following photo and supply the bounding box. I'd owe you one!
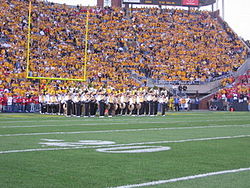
[39,88,190,117]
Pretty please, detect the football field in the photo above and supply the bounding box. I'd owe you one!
[0,112,250,188]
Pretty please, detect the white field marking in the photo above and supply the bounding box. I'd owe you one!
[1,119,250,129]
[40,139,64,142]
[112,167,250,188]
[1,134,250,154]
[1,124,250,137]
[0,115,249,125]
[96,146,171,153]
[39,140,116,147]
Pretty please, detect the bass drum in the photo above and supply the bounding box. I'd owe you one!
[136,103,141,110]
[106,103,111,110]
[120,102,126,110]
[62,103,67,115]
[114,103,118,111]
[128,103,134,111]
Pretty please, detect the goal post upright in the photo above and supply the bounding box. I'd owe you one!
[83,10,89,81]
[26,1,89,82]
[26,0,32,78]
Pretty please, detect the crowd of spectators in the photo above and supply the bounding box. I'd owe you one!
[0,0,248,110]
[209,72,250,111]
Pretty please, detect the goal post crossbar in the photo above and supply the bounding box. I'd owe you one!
[26,76,87,81]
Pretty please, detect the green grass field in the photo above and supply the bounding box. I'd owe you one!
[0,112,250,188]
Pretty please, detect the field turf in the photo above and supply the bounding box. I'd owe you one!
[0,111,250,188]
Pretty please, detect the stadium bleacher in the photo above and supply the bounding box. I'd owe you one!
[0,0,249,112]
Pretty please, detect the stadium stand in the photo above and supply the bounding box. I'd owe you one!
[0,0,249,113]
[206,70,250,111]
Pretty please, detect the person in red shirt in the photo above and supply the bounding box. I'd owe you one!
[16,96,22,112]
[33,95,40,112]
[2,95,7,112]
[12,95,18,112]
[0,94,4,112]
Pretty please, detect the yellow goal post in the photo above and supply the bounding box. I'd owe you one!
[26,1,89,82]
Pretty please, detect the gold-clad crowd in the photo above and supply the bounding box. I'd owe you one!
[0,0,247,100]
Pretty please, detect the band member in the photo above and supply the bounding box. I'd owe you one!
[65,93,73,116]
[39,94,46,114]
[153,94,159,116]
[145,93,153,115]
[51,94,58,114]
[113,94,119,115]
[119,93,127,115]
[159,94,167,116]
[139,92,145,115]
[57,93,64,115]
[135,93,142,115]
[89,93,97,117]
[74,93,81,117]
[97,92,106,117]
[107,93,114,117]
[128,93,135,115]
[84,93,90,117]
[45,93,51,114]
[80,92,86,116]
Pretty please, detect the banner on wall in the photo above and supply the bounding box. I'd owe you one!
[182,0,199,6]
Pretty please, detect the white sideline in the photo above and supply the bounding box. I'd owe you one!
[1,134,250,154]
[1,119,250,128]
[1,124,250,137]
[0,116,249,126]
[112,167,250,188]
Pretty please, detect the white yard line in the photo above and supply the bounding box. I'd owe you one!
[0,116,249,124]
[1,124,250,137]
[1,118,250,128]
[1,134,250,154]
[112,167,250,188]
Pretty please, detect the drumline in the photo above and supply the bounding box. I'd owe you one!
[39,90,174,117]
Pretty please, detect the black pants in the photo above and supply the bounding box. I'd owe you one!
[66,100,73,116]
[149,101,154,115]
[154,101,158,115]
[76,102,81,116]
[89,101,96,116]
[41,103,47,113]
[84,102,90,116]
[139,102,145,115]
[161,103,167,115]
[175,103,179,111]
[145,101,150,115]
[99,101,105,116]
